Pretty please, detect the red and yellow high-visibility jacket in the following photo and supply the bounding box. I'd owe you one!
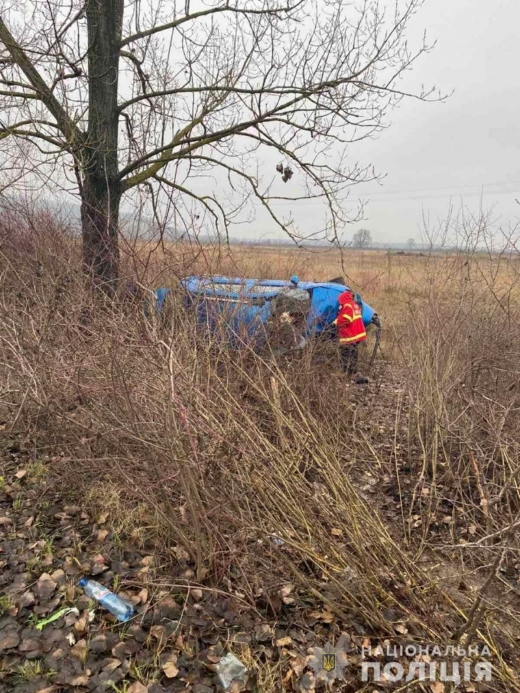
[335,291,367,344]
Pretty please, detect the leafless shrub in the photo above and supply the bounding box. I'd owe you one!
[384,213,520,585]
[1,210,519,687]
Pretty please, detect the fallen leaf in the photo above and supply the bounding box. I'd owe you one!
[67,673,89,687]
[34,572,57,601]
[276,636,293,647]
[289,654,306,678]
[70,638,88,660]
[15,469,27,480]
[330,528,343,537]
[207,646,224,663]
[150,625,166,641]
[430,682,445,693]
[90,554,107,575]
[0,631,21,651]
[255,624,273,642]
[97,512,109,524]
[300,671,315,692]
[127,684,148,693]
[19,591,35,608]
[97,529,109,541]
[19,636,42,653]
[103,658,122,673]
[279,584,294,598]
[174,545,190,561]
[74,614,88,633]
[51,568,65,584]
[162,660,179,678]
[283,668,293,685]
[310,609,334,624]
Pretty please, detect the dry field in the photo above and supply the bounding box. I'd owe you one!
[1,213,520,691]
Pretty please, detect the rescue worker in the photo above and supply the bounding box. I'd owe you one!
[335,289,367,375]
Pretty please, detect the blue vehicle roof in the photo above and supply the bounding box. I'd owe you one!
[181,275,350,300]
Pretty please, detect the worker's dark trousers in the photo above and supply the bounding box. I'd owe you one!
[340,343,359,374]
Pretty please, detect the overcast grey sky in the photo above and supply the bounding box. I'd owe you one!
[347,0,520,244]
[247,0,520,245]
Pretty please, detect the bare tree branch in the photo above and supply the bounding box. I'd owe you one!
[0,0,438,284]
[120,1,304,48]
[0,16,83,145]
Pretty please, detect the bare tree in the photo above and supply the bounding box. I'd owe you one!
[0,0,436,290]
[407,237,416,250]
[353,228,372,249]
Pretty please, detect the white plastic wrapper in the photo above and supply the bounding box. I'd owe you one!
[215,652,248,690]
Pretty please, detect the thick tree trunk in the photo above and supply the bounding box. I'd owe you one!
[81,176,121,289]
[82,0,124,291]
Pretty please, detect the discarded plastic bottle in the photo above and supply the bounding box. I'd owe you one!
[78,578,134,623]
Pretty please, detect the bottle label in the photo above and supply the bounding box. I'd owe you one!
[96,588,111,601]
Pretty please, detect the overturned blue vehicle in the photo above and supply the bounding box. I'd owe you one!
[155,275,381,362]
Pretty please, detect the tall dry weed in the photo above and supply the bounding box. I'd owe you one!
[1,211,519,688]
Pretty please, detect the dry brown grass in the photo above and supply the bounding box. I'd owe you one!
[1,211,520,689]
